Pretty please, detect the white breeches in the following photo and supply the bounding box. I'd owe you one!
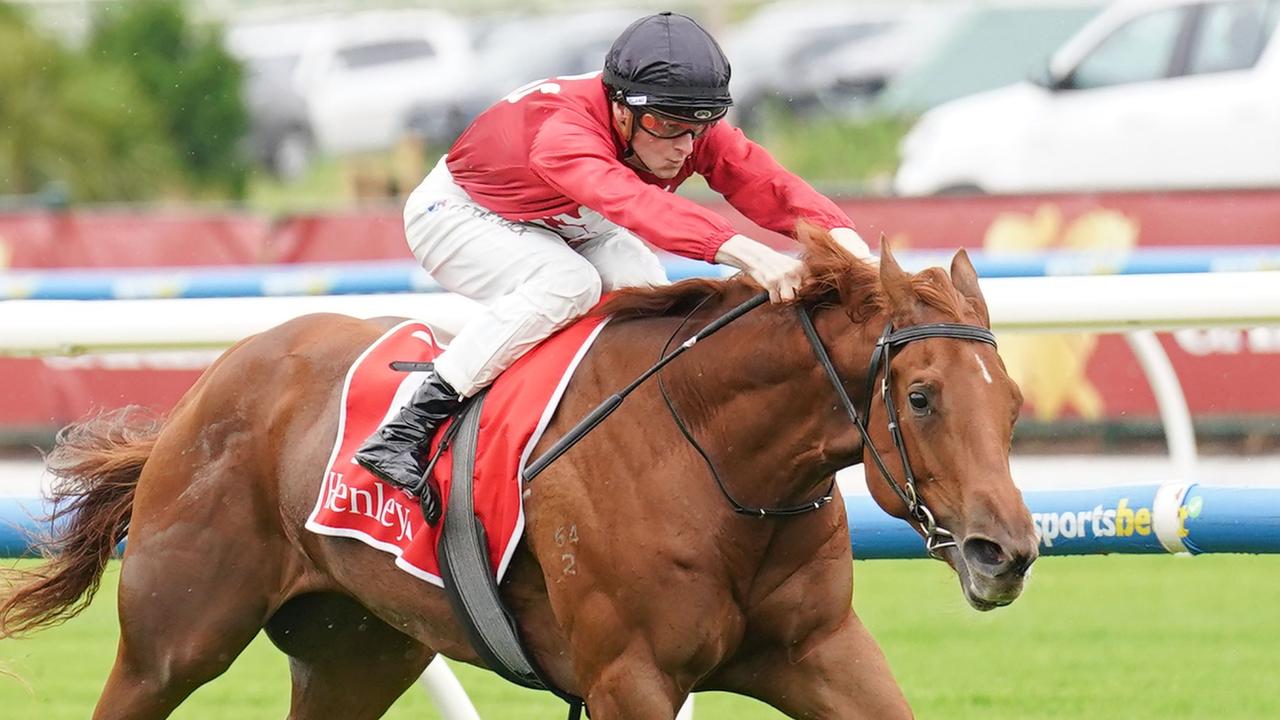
[403,157,669,397]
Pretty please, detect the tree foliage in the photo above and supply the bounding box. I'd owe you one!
[87,0,249,198]
[0,4,181,201]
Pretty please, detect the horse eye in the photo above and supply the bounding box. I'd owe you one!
[908,391,930,413]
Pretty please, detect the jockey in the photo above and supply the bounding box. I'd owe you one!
[355,11,871,519]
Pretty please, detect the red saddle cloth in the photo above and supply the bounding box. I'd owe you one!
[306,315,608,586]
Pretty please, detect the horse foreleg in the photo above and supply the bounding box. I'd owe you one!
[711,610,913,720]
[583,647,687,720]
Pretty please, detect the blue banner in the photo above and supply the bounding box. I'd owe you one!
[7,248,1280,301]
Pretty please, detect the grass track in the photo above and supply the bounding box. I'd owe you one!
[2,555,1277,719]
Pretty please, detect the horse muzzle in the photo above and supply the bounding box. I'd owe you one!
[947,534,1038,611]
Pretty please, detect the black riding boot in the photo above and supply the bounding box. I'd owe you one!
[354,366,463,525]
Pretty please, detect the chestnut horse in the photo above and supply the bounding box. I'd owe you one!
[1,232,1036,719]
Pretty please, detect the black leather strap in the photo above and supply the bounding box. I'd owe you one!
[436,391,585,712]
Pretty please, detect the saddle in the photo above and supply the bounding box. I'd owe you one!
[307,317,605,715]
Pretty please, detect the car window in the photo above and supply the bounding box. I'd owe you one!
[336,39,436,70]
[247,55,299,81]
[1187,0,1277,74]
[788,22,893,69]
[1070,7,1186,89]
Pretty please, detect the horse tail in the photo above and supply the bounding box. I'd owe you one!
[0,407,162,638]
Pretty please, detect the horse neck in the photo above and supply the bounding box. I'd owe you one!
[662,297,884,508]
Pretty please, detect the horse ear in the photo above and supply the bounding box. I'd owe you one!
[950,248,991,328]
[879,240,919,320]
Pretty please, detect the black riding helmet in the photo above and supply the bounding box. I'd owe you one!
[603,12,733,123]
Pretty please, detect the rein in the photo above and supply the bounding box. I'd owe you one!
[524,292,769,481]
[659,295,838,518]
[523,289,998,552]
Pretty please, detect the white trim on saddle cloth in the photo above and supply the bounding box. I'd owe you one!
[503,316,610,579]
[304,320,442,582]
[303,317,610,587]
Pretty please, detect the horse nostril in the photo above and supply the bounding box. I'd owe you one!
[962,536,1010,574]
[1010,549,1038,577]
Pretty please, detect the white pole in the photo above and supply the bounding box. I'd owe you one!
[978,271,1280,332]
[1125,330,1198,480]
[0,293,480,356]
[1125,330,1198,556]
[415,657,694,719]
[418,657,481,720]
[6,273,1280,356]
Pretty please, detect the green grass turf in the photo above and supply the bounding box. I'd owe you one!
[2,554,1277,719]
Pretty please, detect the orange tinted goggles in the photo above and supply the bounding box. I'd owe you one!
[637,111,715,139]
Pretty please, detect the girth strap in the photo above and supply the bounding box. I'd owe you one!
[436,391,585,715]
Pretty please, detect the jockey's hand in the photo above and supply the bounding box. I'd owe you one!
[830,227,876,262]
[714,234,808,303]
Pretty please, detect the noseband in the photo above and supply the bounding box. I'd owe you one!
[797,308,998,559]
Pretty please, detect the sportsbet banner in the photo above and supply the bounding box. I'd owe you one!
[845,483,1280,558]
[2,189,1279,434]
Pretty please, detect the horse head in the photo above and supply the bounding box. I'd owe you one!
[800,229,1037,610]
[866,242,1037,609]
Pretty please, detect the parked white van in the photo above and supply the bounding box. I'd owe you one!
[300,10,473,156]
[895,0,1280,195]
[228,10,473,167]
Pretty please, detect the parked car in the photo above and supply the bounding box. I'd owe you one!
[405,9,646,148]
[787,8,960,119]
[299,9,473,156]
[895,0,1280,195]
[875,3,1104,116]
[227,10,473,171]
[225,15,334,179]
[722,2,910,129]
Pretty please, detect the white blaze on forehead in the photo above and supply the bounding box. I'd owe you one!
[974,352,993,384]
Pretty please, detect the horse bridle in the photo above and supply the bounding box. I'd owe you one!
[796,309,998,559]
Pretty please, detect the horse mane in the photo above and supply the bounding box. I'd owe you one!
[597,223,969,323]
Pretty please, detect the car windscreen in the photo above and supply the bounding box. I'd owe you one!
[336,39,436,70]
